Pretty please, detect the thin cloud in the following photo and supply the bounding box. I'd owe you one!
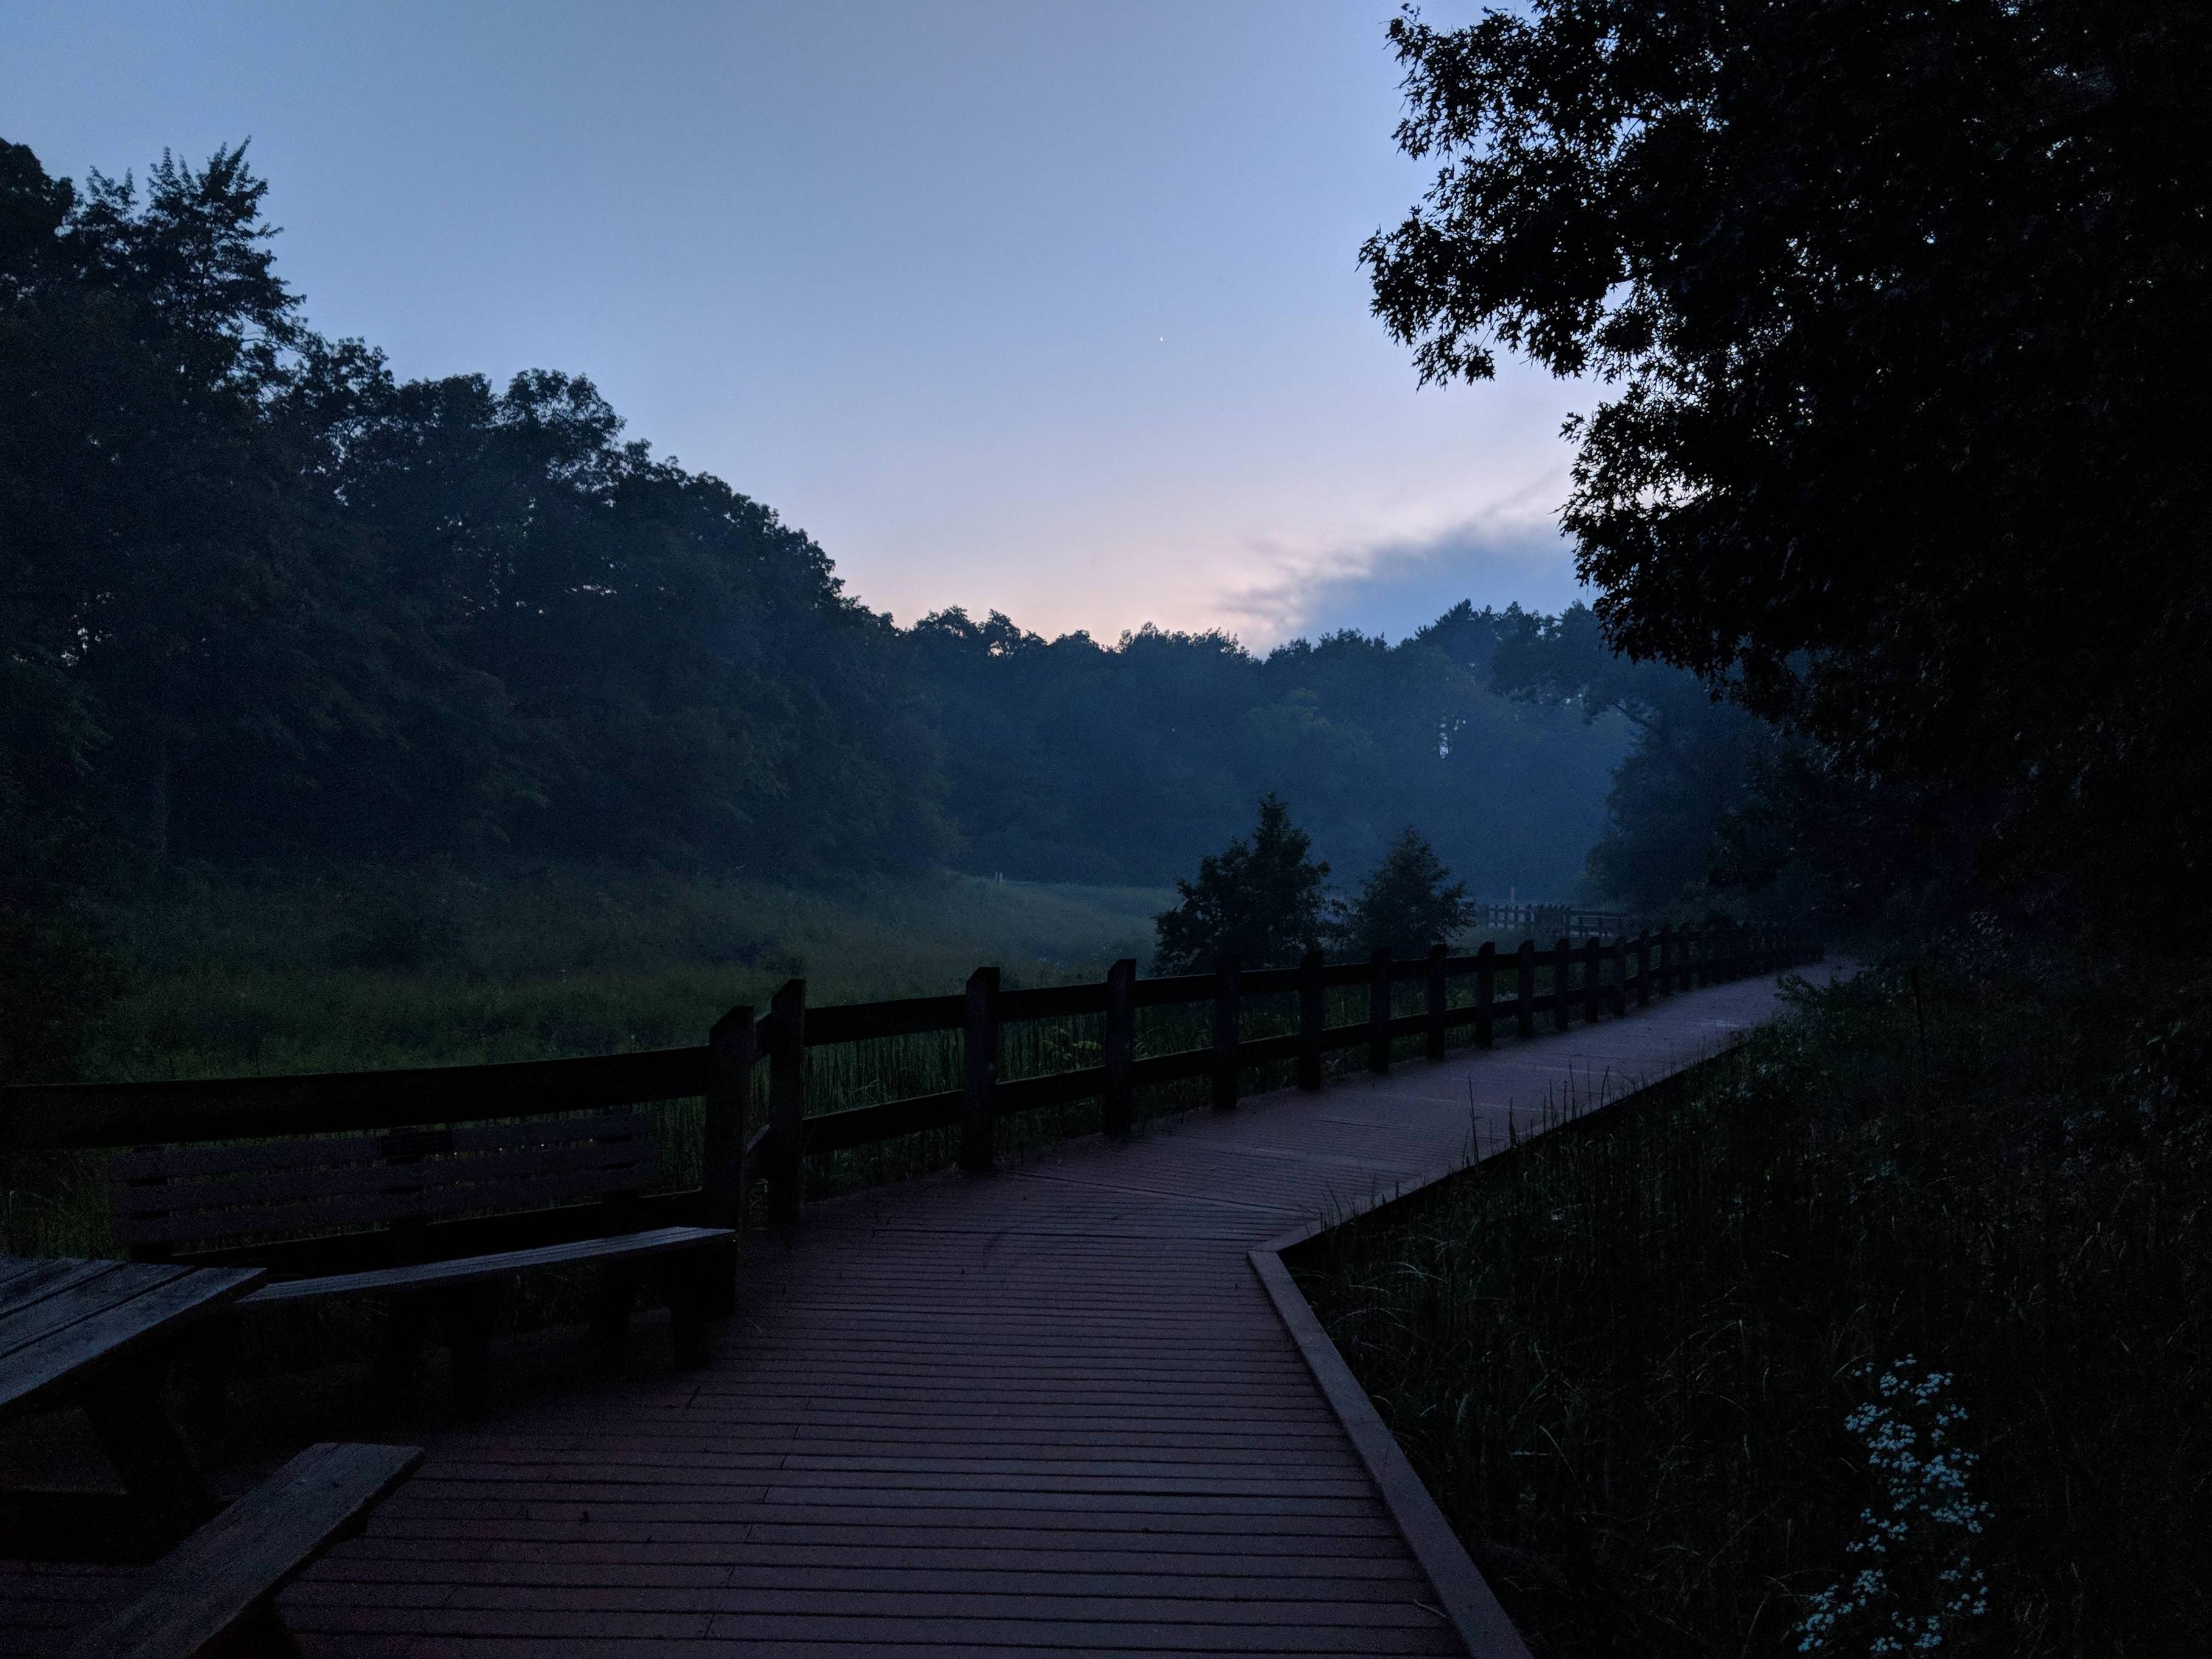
[1218,516,1588,647]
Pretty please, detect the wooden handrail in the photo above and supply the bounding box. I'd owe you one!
[1,1045,711,1153]
[1,928,1825,1245]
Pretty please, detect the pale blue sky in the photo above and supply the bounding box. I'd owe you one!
[2,1,1589,645]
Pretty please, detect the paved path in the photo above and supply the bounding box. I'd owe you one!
[0,973,1804,1657]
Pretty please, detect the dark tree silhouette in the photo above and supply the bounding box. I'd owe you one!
[1337,829,1474,957]
[1492,604,1769,914]
[0,138,951,874]
[1153,795,1334,972]
[1365,0,2212,936]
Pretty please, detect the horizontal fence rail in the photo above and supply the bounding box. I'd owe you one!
[2,923,1821,1243]
[1473,902,1638,939]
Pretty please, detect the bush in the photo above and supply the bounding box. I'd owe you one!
[1295,958,2212,1657]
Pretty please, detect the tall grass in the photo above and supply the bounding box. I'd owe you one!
[76,861,1170,1080]
[2,864,1165,1258]
[1292,963,2212,1657]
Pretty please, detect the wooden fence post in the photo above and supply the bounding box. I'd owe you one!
[1297,950,1325,1091]
[767,979,806,1225]
[1612,934,1628,1015]
[1425,942,1448,1062]
[1212,955,1242,1111]
[701,1004,754,1314]
[1474,940,1496,1049]
[1584,936,1604,1021]
[1516,940,1536,1039]
[1554,937,1574,1032]
[1635,930,1652,1008]
[960,967,1000,1174]
[1102,957,1136,1137]
[1368,948,1392,1074]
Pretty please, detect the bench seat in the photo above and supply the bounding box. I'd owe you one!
[110,1114,741,1409]
[66,1440,419,1659]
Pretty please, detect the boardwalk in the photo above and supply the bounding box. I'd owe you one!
[15,972,1808,1657]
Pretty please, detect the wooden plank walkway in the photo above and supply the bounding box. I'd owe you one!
[20,972,1809,1657]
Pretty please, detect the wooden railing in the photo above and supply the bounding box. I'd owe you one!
[0,924,1821,1245]
[1473,902,1638,938]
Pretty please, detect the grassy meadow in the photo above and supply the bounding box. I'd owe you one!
[76,861,1172,1081]
[2,864,1172,1260]
[1292,962,2212,1657]
[1,858,1546,1263]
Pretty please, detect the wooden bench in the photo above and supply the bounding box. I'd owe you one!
[65,1440,419,1659]
[108,1112,733,1413]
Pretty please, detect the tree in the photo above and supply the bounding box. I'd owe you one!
[908,603,1622,893]
[1338,829,1474,957]
[2,135,956,875]
[1153,795,1334,971]
[1492,603,1768,913]
[1364,0,2212,937]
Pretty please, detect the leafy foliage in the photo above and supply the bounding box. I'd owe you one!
[1337,828,1474,957]
[1153,794,1334,971]
[1493,603,1772,914]
[911,602,1624,893]
[0,138,948,875]
[1,136,1632,914]
[1365,0,2212,938]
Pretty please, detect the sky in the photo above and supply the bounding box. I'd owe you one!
[0,1,1591,648]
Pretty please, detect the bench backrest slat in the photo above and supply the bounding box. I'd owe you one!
[109,1112,661,1250]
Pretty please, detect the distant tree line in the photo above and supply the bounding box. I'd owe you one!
[909,602,1624,891]
[2,131,1866,1076]
[0,137,1631,902]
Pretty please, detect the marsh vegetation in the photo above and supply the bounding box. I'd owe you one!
[1295,964,2212,1655]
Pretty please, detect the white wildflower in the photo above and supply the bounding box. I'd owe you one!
[1797,1357,1993,1653]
